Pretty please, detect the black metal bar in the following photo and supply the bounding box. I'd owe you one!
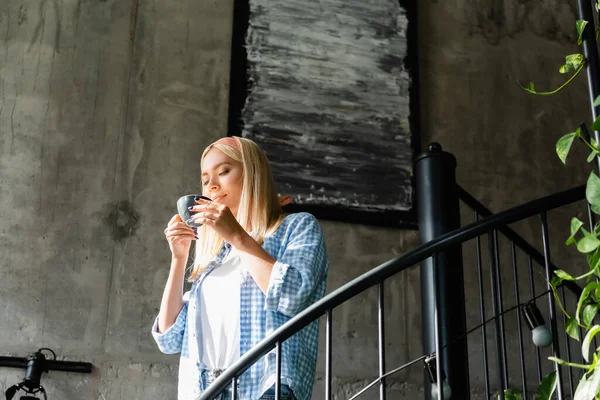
[577,0,600,169]
[560,286,575,399]
[489,231,508,393]
[511,243,527,399]
[540,212,564,399]
[432,253,443,400]
[197,184,586,400]
[326,309,332,400]
[587,203,596,232]
[232,377,238,400]
[475,214,491,399]
[378,282,386,400]
[457,185,582,296]
[415,143,469,400]
[0,356,93,374]
[527,256,543,382]
[276,341,281,400]
[588,202,598,356]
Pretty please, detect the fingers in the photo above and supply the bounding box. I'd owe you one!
[194,197,212,204]
[191,212,217,226]
[189,202,222,213]
[165,227,196,237]
[164,217,196,240]
[169,214,183,224]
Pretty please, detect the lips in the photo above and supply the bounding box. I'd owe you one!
[212,195,226,202]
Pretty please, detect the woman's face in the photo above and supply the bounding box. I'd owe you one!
[201,148,244,215]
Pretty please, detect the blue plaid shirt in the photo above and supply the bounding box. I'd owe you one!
[152,212,328,400]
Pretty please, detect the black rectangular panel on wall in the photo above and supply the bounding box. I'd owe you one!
[228,0,419,228]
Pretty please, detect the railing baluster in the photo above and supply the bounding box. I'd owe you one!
[527,256,543,381]
[432,253,443,400]
[587,203,599,352]
[326,309,332,400]
[378,282,386,400]
[511,243,527,399]
[276,341,281,400]
[587,203,596,232]
[540,212,564,399]
[560,286,575,398]
[489,230,508,392]
[475,213,491,399]
[231,376,237,400]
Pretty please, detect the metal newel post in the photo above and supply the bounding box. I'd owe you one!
[415,143,470,400]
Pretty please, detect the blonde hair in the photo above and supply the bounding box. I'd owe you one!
[189,137,284,280]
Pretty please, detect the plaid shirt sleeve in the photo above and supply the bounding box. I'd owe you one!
[151,291,189,354]
[265,213,327,317]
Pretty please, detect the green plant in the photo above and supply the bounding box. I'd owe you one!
[517,11,600,400]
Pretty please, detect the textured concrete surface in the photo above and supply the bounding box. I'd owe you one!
[0,0,593,398]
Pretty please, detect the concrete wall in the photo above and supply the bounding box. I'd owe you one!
[0,0,592,399]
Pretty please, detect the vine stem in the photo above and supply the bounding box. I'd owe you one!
[519,61,588,95]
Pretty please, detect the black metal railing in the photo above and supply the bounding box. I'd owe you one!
[457,186,587,399]
[198,182,587,400]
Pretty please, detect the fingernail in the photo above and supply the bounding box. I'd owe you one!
[195,235,199,240]
[194,195,201,201]
[188,206,194,210]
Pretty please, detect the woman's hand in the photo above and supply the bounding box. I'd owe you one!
[190,199,248,246]
[164,214,197,260]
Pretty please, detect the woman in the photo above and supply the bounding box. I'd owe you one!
[152,136,329,400]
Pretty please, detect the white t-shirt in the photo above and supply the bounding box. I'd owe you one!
[199,248,242,370]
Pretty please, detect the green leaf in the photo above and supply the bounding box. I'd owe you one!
[592,202,600,216]
[556,132,578,164]
[577,282,598,324]
[588,150,597,163]
[577,228,600,253]
[574,358,600,400]
[574,372,591,400]
[551,275,563,288]
[559,64,573,74]
[583,304,600,326]
[582,325,600,362]
[567,54,585,68]
[568,218,585,245]
[594,95,600,107]
[590,248,600,274]
[577,20,588,45]
[567,316,580,341]
[537,371,557,400]
[561,54,585,74]
[592,115,600,131]
[587,361,600,397]
[555,269,575,281]
[587,172,600,207]
[501,388,522,400]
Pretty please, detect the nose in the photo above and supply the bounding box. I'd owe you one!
[207,177,219,192]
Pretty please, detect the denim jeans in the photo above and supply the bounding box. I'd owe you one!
[200,370,296,400]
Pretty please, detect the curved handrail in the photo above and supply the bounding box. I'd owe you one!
[200,184,586,399]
